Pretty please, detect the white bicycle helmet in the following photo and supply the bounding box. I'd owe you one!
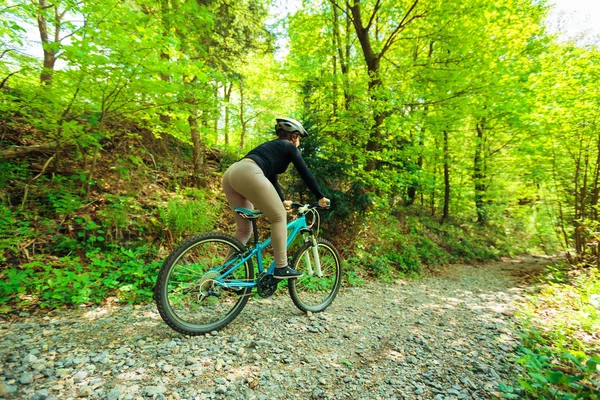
[275,118,308,137]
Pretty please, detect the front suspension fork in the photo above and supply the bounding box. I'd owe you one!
[303,235,323,278]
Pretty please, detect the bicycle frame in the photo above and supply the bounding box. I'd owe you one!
[214,214,310,289]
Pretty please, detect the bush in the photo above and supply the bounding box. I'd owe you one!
[347,209,504,282]
[0,246,161,313]
[160,187,217,238]
[514,263,600,399]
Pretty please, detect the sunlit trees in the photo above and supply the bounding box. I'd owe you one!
[1,0,599,258]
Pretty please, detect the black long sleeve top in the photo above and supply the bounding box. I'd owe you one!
[244,138,325,201]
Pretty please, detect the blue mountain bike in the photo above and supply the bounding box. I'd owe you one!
[154,203,342,336]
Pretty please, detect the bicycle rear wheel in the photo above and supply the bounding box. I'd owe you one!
[288,238,342,313]
[154,232,254,335]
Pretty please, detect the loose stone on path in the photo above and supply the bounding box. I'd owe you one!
[0,257,546,399]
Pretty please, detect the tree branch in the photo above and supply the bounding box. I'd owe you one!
[30,153,57,182]
[0,49,13,59]
[401,87,482,108]
[0,69,22,89]
[0,143,74,160]
[103,49,154,116]
[37,0,50,45]
[328,0,355,25]
[380,1,425,57]
[54,5,61,43]
[0,4,23,13]
[365,0,381,31]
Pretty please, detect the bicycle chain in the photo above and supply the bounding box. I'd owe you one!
[201,273,279,300]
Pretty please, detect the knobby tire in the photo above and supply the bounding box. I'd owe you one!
[288,238,342,313]
[154,232,253,336]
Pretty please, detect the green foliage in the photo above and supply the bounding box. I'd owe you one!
[45,176,87,215]
[346,209,504,282]
[515,263,600,399]
[0,204,35,266]
[0,246,160,312]
[0,158,166,313]
[344,268,365,287]
[160,188,217,238]
[516,345,600,399]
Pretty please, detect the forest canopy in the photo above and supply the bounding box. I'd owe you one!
[1,0,599,279]
[3,0,599,257]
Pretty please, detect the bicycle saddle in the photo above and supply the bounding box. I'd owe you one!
[234,207,263,219]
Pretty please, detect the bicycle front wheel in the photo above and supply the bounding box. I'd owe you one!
[288,238,342,313]
[154,232,254,335]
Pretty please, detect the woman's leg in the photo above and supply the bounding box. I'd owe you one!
[226,161,288,268]
[222,164,253,245]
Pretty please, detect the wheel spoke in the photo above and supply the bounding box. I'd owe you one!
[155,233,254,335]
[289,239,341,313]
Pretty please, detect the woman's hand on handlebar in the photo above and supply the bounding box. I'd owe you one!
[286,199,330,211]
[318,197,330,209]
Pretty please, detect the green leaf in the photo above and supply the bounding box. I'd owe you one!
[518,378,534,391]
[586,356,600,373]
[546,371,566,384]
[530,372,548,383]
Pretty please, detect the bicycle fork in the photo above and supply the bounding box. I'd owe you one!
[303,235,323,278]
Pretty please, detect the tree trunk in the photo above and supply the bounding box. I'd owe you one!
[159,52,171,125]
[573,133,588,256]
[430,166,436,216]
[348,2,383,171]
[240,121,247,150]
[550,146,572,256]
[224,81,233,146]
[591,133,600,221]
[431,134,439,216]
[36,0,59,85]
[189,114,204,177]
[331,12,338,117]
[407,105,427,205]
[474,120,487,224]
[213,83,219,141]
[331,2,352,111]
[573,153,582,256]
[407,138,424,205]
[239,79,246,150]
[407,46,433,205]
[442,130,450,223]
[407,182,417,205]
[346,0,421,172]
[333,4,352,110]
[158,0,172,125]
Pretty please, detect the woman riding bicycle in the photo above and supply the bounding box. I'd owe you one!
[222,118,330,279]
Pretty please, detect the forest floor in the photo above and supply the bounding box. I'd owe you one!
[0,256,550,400]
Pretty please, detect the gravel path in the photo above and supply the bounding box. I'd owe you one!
[0,257,547,400]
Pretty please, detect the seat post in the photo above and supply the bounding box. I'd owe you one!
[251,220,259,246]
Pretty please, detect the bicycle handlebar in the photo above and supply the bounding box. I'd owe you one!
[290,201,330,214]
